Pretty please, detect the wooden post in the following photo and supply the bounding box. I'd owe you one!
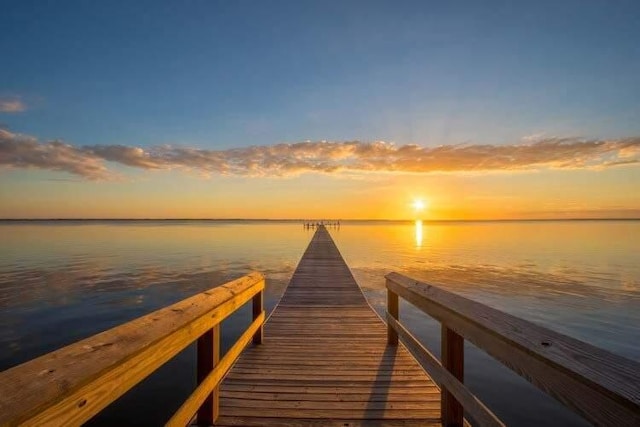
[252,289,263,344]
[387,288,399,345]
[442,325,464,427]
[196,324,220,425]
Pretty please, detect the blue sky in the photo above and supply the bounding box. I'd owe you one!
[1,0,639,219]
[2,0,639,147]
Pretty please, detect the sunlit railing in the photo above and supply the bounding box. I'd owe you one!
[386,271,640,427]
[0,272,265,426]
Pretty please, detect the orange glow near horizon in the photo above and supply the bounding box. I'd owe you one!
[1,166,639,220]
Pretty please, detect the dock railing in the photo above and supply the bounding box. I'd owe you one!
[0,272,265,427]
[386,271,640,427]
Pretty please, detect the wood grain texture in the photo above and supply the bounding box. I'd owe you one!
[218,226,440,426]
[212,417,442,426]
[387,271,640,426]
[0,273,265,427]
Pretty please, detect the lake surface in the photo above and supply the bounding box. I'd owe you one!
[1,220,638,425]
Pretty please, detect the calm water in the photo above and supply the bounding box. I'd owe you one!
[1,220,638,426]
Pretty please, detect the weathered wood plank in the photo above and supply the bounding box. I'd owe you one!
[220,407,441,419]
[233,354,417,361]
[225,373,430,381]
[213,417,441,427]
[232,355,417,361]
[228,366,425,373]
[220,384,439,394]
[220,378,433,392]
[220,391,439,401]
[230,364,421,371]
[220,398,440,410]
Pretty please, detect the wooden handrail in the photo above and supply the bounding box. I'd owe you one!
[386,314,504,427]
[0,272,265,427]
[386,271,640,427]
[167,311,265,426]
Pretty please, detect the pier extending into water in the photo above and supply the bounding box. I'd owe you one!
[0,226,639,426]
[217,225,440,426]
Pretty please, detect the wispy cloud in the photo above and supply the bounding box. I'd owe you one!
[0,97,27,113]
[521,133,546,142]
[0,130,111,179]
[1,128,639,180]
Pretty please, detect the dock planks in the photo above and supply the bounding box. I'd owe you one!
[217,226,441,426]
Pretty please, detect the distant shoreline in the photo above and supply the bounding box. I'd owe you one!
[1,218,638,223]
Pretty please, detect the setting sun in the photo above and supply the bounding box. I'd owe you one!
[412,199,427,212]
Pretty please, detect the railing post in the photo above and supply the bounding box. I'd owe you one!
[196,324,220,425]
[442,325,464,427]
[252,288,263,344]
[387,287,399,345]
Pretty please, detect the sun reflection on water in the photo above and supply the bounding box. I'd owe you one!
[415,219,423,248]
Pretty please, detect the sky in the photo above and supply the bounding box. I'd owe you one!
[1,0,639,219]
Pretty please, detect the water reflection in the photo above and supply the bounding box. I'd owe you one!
[414,220,423,248]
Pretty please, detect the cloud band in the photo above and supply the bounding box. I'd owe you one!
[1,129,638,180]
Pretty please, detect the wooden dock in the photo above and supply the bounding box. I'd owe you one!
[217,225,440,426]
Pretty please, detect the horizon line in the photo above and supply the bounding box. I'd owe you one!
[1,217,639,222]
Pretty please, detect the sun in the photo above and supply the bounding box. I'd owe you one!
[412,199,427,211]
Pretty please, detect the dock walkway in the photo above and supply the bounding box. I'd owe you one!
[217,226,441,426]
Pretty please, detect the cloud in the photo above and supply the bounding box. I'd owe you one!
[1,128,639,180]
[0,130,112,179]
[521,133,546,142]
[0,97,27,113]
